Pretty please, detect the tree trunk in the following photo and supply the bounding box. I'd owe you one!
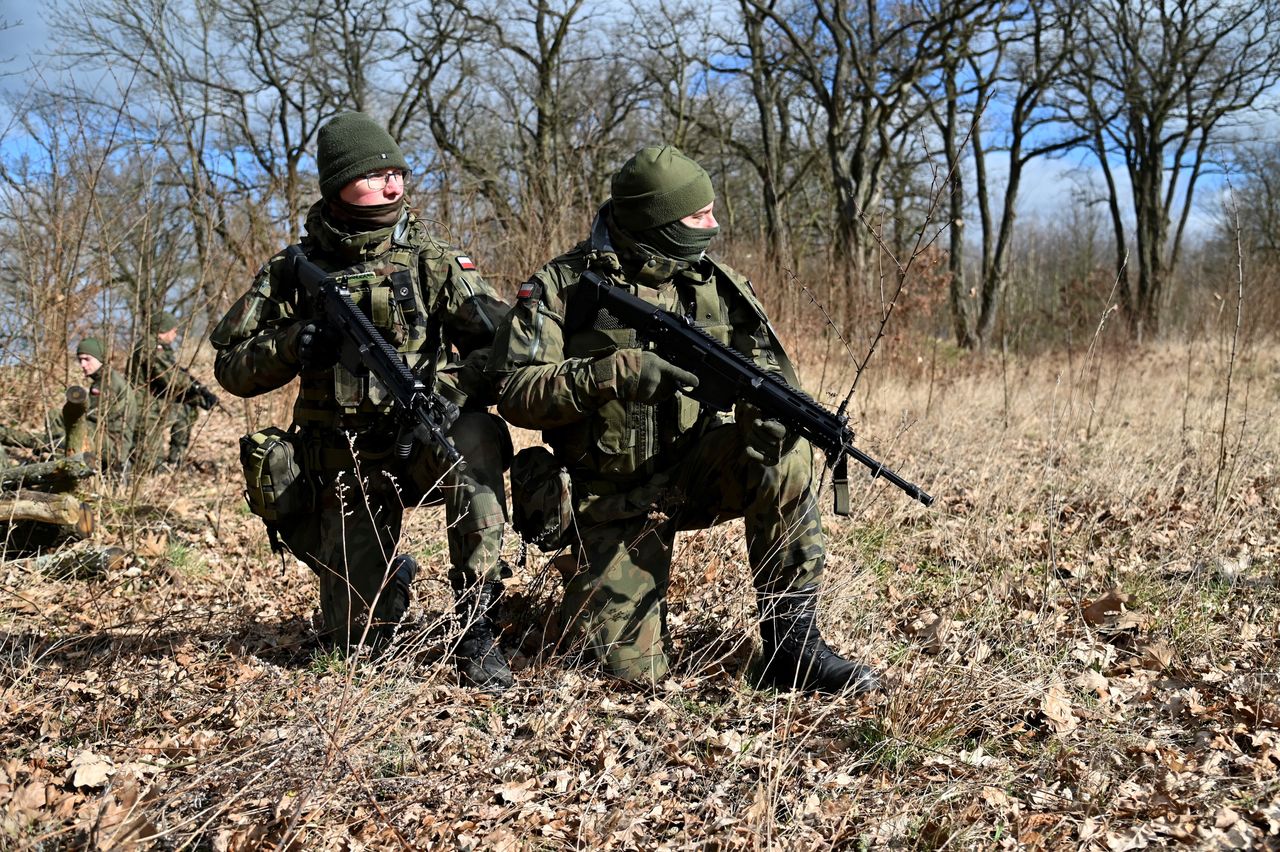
[0,454,97,493]
[63,385,90,457]
[0,489,94,531]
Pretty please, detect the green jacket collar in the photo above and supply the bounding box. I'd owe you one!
[304,200,411,264]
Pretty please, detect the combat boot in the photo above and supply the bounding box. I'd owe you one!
[453,580,514,692]
[754,584,882,695]
[388,554,418,618]
[360,554,418,649]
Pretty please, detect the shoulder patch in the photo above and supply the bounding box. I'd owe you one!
[517,281,542,301]
[456,255,476,271]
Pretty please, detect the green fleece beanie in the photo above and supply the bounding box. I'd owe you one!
[150,312,179,334]
[317,112,409,200]
[76,337,105,361]
[611,146,714,232]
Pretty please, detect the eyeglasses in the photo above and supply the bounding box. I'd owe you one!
[361,169,408,191]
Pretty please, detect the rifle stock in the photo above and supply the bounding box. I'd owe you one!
[580,270,933,509]
[286,245,462,468]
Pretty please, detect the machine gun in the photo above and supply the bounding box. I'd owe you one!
[579,269,933,512]
[286,245,462,468]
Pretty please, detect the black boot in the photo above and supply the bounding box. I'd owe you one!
[389,555,418,618]
[362,555,418,648]
[453,580,514,692]
[754,585,882,695]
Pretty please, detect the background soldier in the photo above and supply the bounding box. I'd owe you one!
[3,337,137,472]
[491,146,881,694]
[210,112,514,689]
[129,312,217,469]
[58,337,137,471]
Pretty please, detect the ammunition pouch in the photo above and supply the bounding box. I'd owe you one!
[239,427,312,526]
[510,445,572,551]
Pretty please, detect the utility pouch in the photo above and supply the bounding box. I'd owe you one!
[240,427,311,523]
[510,445,572,551]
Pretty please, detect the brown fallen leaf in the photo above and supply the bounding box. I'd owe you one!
[12,780,47,813]
[899,609,950,655]
[496,778,537,804]
[1076,668,1110,697]
[1083,590,1129,626]
[1140,641,1174,671]
[1040,685,1078,734]
[91,781,160,850]
[68,751,114,789]
[136,531,168,559]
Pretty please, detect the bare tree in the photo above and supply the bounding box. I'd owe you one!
[925,0,1088,349]
[1065,0,1280,337]
[1223,139,1280,259]
[746,0,996,290]
[402,0,646,263]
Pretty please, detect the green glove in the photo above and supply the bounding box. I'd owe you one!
[590,349,700,405]
[736,400,790,466]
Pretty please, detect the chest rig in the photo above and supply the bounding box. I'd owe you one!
[293,235,442,426]
[560,247,736,480]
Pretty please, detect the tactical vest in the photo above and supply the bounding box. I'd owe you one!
[291,230,442,429]
[557,259,742,483]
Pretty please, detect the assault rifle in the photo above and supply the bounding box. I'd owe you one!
[286,245,462,468]
[579,269,933,511]
[176,367,221,411]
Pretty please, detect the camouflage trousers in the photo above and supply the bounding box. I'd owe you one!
[275,411,510,648]
[562,423,825,684]
[132,400,198,469]
[165,403,199,464]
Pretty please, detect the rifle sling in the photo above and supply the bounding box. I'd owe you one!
[833,453,851,516]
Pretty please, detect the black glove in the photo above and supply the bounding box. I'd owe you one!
[287,320,342,370]
[191,383,219,410]
[606,350,700,404]
[736,400,791,466]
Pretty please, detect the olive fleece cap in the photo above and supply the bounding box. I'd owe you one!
[610,146,714,232]
[150,312,179,334]
[76,337,105,361]
[317,112,409,200]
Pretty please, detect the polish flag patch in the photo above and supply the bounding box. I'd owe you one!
[517,281,542,300]
[456,255,476,271]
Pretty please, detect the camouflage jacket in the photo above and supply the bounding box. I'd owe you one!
[491,206,799,487]
[39,365,138,469]
[130,339,198,407]
[87,365,138,468]
[210,201,509,429]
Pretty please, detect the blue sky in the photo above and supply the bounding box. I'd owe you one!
[0,1,1238,244]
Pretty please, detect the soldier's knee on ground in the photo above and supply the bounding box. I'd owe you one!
[599,620,670,684]
[562,581,671,684]
[317,557,414,650]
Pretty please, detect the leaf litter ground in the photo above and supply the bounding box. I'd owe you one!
[1,341,1278,850]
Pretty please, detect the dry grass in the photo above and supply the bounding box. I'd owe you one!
[1,337,1277,850]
